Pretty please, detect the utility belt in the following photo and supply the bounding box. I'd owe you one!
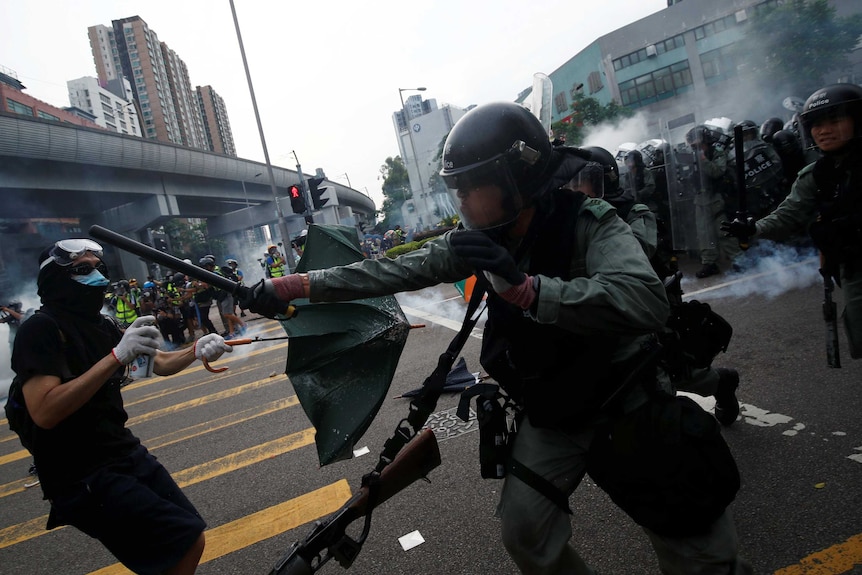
[810,214,862,279]
[457,339,664,514]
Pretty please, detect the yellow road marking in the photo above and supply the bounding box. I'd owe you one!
[87,480,353,575]
[775,533,862,574]
[0,369,290,470]
[0,395,301,499]
[0,426,316,548]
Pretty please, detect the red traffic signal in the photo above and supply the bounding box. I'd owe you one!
[289,184,306,214]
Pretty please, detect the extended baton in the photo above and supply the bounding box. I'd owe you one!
[732,124,750,250]
[88,225,297,316]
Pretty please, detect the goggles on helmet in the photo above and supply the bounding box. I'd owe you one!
[40,239,104,269]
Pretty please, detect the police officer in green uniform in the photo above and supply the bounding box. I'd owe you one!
[242,102,750,574]
[724,83,862,359]
[687,125,737,278]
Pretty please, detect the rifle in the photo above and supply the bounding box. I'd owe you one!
[270,429,442,575]
[820,254,841,368]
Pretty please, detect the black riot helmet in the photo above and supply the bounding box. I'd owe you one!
[798,83,862,151]
[685,125,717,148]
[440,102,552,230]
[583,146,623,200]
[760,117,784,143]
[624,149,645,168]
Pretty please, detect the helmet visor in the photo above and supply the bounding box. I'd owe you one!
[444,159,523,230]
[41,239,104,268]
[567,162,605,199]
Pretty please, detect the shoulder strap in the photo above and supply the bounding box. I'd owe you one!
[375,276,489,474]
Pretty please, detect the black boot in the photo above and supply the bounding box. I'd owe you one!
[714,368,740,426]
[696,263,721,278]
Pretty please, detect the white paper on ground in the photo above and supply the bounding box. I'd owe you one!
[352,446,370,457]
[398,530,425,551]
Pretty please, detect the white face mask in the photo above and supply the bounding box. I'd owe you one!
[72,269,110,287]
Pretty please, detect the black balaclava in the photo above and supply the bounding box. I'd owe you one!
[37,247,110,322]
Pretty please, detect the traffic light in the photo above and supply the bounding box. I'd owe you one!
[307,177,327,209]
[289,184,306,214]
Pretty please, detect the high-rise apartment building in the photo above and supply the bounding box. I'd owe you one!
[161,44,206,149]
[88,15,234,155]
[197,85,236,157]
[67,76,142,137]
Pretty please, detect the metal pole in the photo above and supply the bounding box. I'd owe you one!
[399,87,428,229]
[228,0,294,271]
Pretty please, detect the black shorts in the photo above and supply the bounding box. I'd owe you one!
[46,445,205,575]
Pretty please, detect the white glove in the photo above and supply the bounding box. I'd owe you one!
[194,333,233,362]
[112,316,162,365]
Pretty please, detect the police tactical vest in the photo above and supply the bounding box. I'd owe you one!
[479,190,620,429]
[811,150,862,272]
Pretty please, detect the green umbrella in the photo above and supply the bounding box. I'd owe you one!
[280,224,410,466]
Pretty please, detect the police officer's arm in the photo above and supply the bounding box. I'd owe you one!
[755,164,820,241]
[534,206,668,337]
[638,168,656,203]
[306,235,470,300]
[699,149,727,179]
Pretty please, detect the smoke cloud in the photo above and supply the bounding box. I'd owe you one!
[682,240,821,302]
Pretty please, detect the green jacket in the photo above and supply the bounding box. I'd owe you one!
[308,197,668,351]
[755,160,820,241]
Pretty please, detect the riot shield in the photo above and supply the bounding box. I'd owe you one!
[658,119,701,252]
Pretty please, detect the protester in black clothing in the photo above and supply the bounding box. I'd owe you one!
[11,239,232,574]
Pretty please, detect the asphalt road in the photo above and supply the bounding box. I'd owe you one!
[1,248,862,574]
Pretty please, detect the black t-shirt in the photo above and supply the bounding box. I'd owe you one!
[11,312,140,498]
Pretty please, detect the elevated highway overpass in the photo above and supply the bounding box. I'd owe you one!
[0,112,377,287]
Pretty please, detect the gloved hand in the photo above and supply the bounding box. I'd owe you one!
[720,217,757,239]
[112,316,162,365]
[450,231,525,285]
[237,277,303,319]
[194,333,233,362]
[450,231,536,309]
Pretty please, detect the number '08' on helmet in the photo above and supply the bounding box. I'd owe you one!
[440,102,551,230]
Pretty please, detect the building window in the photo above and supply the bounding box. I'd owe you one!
[587,71,603,94]
[37,110,60,121]
[693,14,740,41]
[554,91,568,113]
[6,98,34,116]
[613,34,685,72]
[618,60,692,108]
[700,45,741,85]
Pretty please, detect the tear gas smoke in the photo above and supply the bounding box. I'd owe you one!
[0,282,39,400]
[682,240,821,303]
[396,286,478,326]
[582,113,651,156]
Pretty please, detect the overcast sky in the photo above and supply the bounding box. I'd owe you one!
[2,0,667,210]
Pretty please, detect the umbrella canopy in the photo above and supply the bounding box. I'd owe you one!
[396,357,480,398]
[280,224,410,465]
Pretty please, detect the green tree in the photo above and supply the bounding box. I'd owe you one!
[551,93,634,146]
[163,219,226,263]
[739,0,862,98]
[377,156,411,229]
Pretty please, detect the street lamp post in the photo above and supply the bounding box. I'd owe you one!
[229,0,294,271]
[398,87,429,230]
